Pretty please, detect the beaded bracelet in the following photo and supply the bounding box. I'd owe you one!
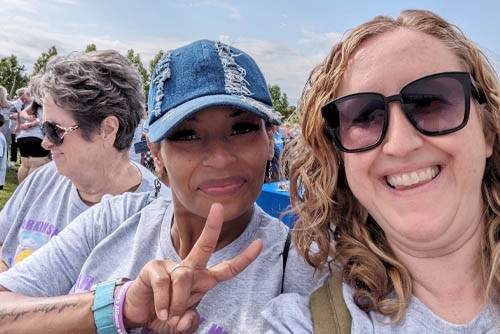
[113,280,134,334]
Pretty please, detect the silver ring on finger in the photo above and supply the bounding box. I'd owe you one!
[169,262,190,275]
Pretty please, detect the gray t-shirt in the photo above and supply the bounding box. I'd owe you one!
[263,283,500,333]
[0,161,171,268]
[0,192,326,333]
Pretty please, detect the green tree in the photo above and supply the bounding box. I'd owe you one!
[126,49,150,99]
[268,84,296,120]
[85,44,97,52]
[0,55,29,99]
[32,46,58,76]
[149,50,164,76]
[146,50,166,102]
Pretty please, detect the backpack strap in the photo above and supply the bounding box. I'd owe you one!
[310,272,352,334]
[281,229,292,293]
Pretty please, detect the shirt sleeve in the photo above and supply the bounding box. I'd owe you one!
[0,175,32,245]
[283,244,329,295]
[262,293,314,334]
[0,192,152,297]
[0,202,105,296]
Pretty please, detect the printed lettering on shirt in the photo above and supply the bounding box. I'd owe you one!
[20,218,59,237]
[208,324,228,334]
[12,218,60,265]
[199,317,229,334]
[75,274,95,291]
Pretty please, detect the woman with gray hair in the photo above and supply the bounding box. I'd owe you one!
[0,50,169,272]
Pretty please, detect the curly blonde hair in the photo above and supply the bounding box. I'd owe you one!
[283,9,500,320]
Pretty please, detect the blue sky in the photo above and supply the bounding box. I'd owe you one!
[1,0,499,104]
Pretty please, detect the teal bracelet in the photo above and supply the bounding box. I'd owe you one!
[91,280,126,334]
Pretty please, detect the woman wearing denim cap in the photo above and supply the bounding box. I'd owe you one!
[0,40,324,333]
[263,9,500,333]
[0,50,169,273]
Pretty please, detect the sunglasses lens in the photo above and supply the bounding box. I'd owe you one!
[402,76,466,133]
[42,122,63,146]
[322,73,470,152]
[331,94,386,151]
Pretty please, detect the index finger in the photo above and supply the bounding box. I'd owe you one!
[184,203,224,268]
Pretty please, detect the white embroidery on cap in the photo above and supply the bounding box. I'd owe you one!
[152,51,172,117]
[214,41,252,96]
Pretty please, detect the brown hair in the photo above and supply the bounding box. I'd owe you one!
[283,9,500,320]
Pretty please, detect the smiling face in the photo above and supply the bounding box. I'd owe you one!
[155,106,274,222]
[340,28,494,256]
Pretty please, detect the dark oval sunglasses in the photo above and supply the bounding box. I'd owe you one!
[41,121,79,146]
[321,71,487,153]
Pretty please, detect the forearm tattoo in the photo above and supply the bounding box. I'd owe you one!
[0,301,78,322]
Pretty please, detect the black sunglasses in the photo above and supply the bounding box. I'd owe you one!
[321,71,486,153]
[41,121,79,146]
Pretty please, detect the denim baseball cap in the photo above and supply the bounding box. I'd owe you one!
[147,39,281,143]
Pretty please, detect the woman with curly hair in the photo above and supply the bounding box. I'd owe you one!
[264,9,500,333]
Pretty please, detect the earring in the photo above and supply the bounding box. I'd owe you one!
[154,178,161,197]
[267,160,273,181]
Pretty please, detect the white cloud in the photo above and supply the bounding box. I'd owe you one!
[0,0,37,13]
[0,0,76,13]
[223,34,340,105]
[223,27,343,104]
[0,7,343,105]
[218,35,231,44]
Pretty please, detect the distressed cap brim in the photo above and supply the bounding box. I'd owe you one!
[149,94,280,143]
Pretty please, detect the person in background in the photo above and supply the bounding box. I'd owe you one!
[0,86,11,153]
[16,76,51,182]
[0,50,170,273]
[263,9,500,333]
[263,124,283,183]
[291,124,301,138]
[0,115,7,190]
[0,40,323,334]
[284,123,291,139]
[8,88,31,167]
[128,106,146,164]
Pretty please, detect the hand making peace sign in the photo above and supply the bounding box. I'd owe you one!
[120,203,263,333]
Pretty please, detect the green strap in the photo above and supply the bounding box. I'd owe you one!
[310,272,352,334]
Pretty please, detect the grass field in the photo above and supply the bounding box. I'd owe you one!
[0,164,19,209]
